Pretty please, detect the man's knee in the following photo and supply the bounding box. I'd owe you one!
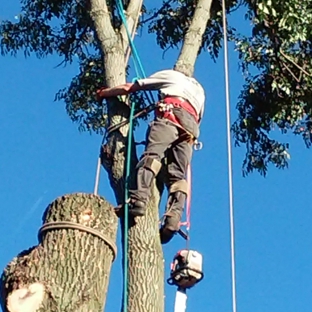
[136,155,162,176]
[169,179,188,196]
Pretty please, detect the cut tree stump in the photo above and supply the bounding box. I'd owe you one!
[0,193,118,312]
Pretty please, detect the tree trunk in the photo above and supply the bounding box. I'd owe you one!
[101,99,165,312]
[127,181,164,312]
[90,1,165,311]
[174,0,213,76]
[0,193,118,312]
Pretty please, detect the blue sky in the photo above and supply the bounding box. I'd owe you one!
[1,1,312,312]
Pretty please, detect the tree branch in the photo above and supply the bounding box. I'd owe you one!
[280,49,312,77]
[282,62,300,83]
[119,0,144,56]
[90,0,125,87]
[140,0,173,25]
[90,0,117,49]
[174,0,214,76]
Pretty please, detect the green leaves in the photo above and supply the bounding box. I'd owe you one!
[55,55,107,133]
[2,0,312,175]
[257,1,277,18]
[147,0,195,49]
[232,0,312,175]
[0,0,96,62]
[54,54,149,133]
[146,0,239,60]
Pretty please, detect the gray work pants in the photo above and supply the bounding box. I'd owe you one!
[129,116,193,210]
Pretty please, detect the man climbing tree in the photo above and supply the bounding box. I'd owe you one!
[0,1,213,311]
[1,0,312,312]
[97,68,205,244]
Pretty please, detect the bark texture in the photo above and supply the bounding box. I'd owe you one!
[174,0,214,76]
[90,0,126,88]
[127,181,164,312]
[90,0,131,203]
[0,193,118,312]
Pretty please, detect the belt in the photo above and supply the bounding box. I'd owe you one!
[160,96,199,123]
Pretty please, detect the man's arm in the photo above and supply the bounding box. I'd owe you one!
[96,70,174,101]
[96,82,142,100]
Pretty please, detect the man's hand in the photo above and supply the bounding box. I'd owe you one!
[95,87,129,107]
[96,82,141,103]
[96,87,105,102]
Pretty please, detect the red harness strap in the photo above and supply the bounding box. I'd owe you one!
[155,96,199,124]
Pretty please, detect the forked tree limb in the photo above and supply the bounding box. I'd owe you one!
[90,0,126,87]
[175,0,214,76]
[120,0,144,57]
[89,0,117,50]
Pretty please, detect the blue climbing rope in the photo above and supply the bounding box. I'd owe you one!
[116,1,146,77]
[116,0,154,104]
[115,2,150,312]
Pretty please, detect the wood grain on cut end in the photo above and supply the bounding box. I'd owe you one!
[7,283,45,312]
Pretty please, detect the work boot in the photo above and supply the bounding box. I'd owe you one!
[159,210,182,244]
[128,198,146,217]
[159,190,186,244]
[114,198,146,218]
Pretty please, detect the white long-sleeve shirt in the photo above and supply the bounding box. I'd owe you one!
[136,69,205,121]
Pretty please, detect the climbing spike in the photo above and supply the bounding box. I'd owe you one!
[178,229,189,240]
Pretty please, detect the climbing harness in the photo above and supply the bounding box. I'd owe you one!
[105,99,203,151]
[105,103,156,137]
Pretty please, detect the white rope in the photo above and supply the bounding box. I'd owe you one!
[94,156,102,195]
[221,1,237,312]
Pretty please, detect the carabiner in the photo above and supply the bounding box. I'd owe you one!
[193,140,203,151]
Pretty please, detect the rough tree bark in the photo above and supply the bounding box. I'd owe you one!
[1,0,215,311]
[174,0,213,76]
[126,182,164,312]
[0,193,117,312]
